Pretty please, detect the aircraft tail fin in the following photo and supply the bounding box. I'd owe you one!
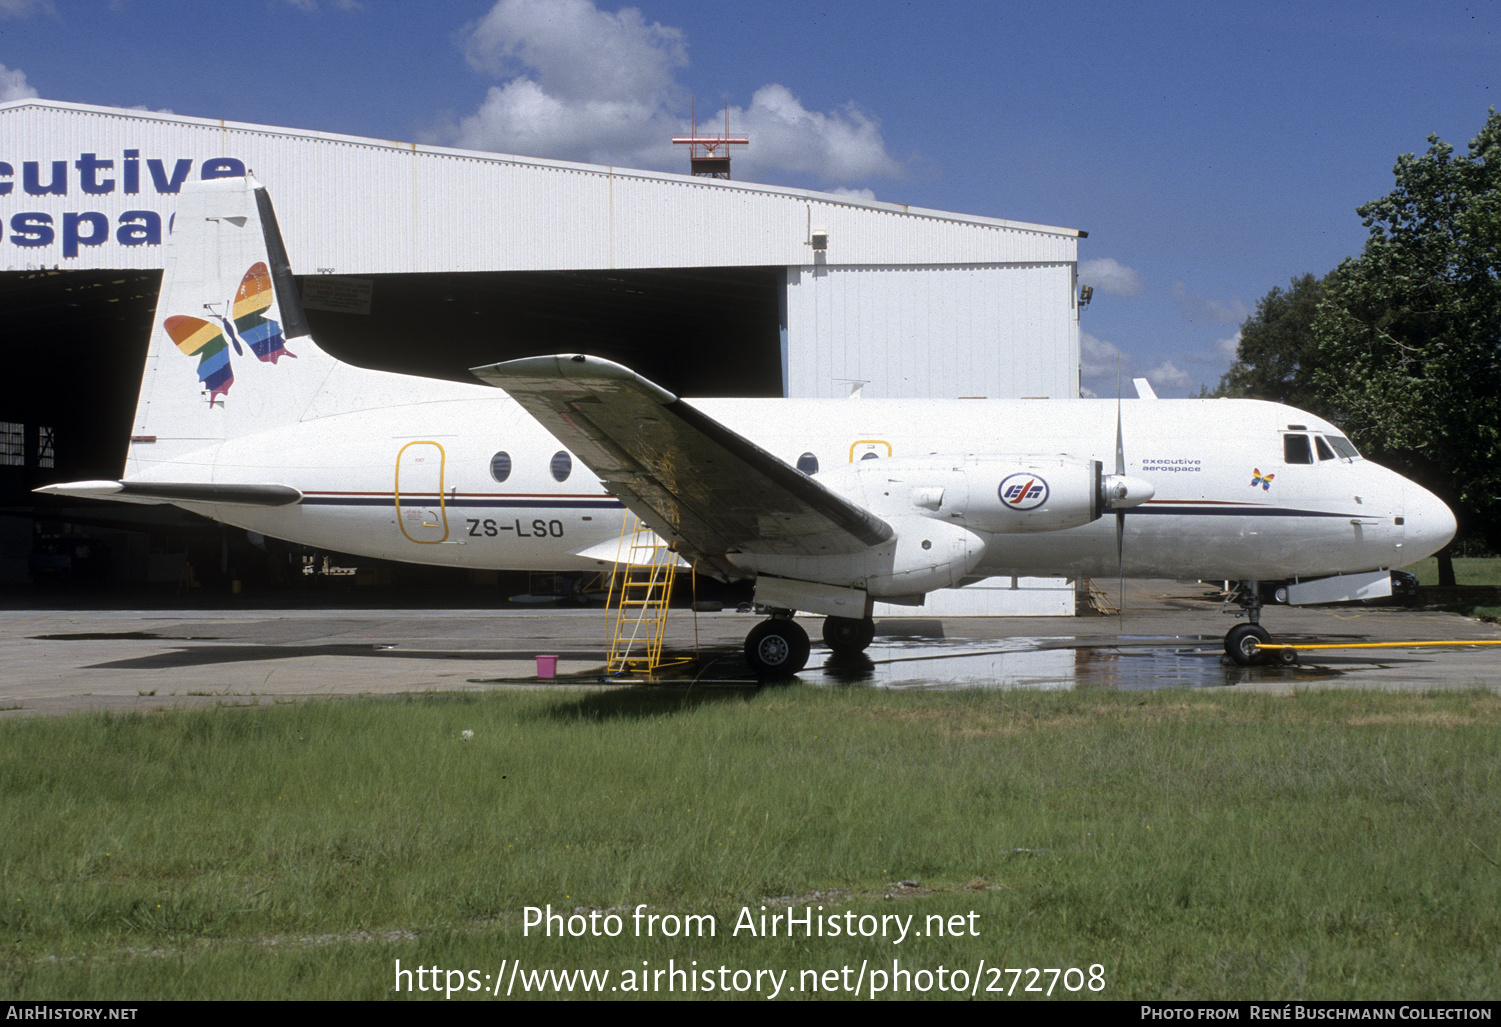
[40,175,483,505]
[125,174,343,477]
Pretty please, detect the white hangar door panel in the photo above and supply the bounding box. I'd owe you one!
[782,263,1078,617]
[782,264,1078,401]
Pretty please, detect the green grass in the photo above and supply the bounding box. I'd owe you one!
[3,686,1500,999]
[1404,556,1501,620]
[1406,556,1501,587]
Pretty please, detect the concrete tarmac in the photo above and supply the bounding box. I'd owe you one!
[2,580,1499,717]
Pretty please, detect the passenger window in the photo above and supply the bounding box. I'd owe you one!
[1283,434,1313,464]
[550,451,572,482]
[1315,436,1335,461]
[489,452,512,482]
[796,452,819,475]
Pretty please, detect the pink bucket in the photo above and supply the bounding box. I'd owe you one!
[536,654,559,679]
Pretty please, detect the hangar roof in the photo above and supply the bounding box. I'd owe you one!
[2,99,1082,274]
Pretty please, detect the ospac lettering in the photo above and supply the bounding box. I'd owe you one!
[0,152,243,259]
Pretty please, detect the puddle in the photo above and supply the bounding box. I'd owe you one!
[33,631,172,641]
[802,634,1343,690]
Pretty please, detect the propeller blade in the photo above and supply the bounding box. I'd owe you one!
[1115,399,1125,477]
[1116,378,1126,620]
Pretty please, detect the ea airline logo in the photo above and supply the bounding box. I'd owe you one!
[998,473,1049,510]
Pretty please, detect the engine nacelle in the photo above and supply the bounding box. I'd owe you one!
[815,455,1121,534]
[730,515,987,597]
[958,456,1104,533]
[734,454,1157,608]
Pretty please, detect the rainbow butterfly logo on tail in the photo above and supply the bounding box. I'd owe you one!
[163,262,295,405]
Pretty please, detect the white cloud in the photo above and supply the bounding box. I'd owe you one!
[1080,331,1129,382]
[1079,331,1136,398]
[1146,361,1192,390]
[728,84,901,183]
[1079,257,1144,297]
[444,0,903,186]
[0,62,37,101]
[1216,331,1241,362]
[464,0,685,105]
[825,186,877,201]
[1083,328,1244,399]
[1172,281,1250,325]
[452,78,678,166]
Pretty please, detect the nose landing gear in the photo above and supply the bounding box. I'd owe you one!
[1225,622,1271,665]
[1223,580,1296,665]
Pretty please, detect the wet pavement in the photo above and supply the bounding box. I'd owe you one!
[2,580,1499,717]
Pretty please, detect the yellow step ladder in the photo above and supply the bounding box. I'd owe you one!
[605,514,692,674]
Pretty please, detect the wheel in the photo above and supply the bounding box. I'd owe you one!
[822,615,875,656]
[745,619,811,676]
[1275,645,1299,666]
[1224,623,1271,666]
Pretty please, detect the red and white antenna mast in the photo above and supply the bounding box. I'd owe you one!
[673,100,748,179]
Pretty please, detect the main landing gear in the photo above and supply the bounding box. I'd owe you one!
[743,613,878,676]
[744,614,810,677]
[1224,581,1297,666]
[822,615,876,657]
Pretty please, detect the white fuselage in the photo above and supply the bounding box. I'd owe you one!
[150,387,1453,585]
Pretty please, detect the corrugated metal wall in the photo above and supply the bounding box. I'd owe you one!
[785,264,1078,400]
[1,101,1078,274]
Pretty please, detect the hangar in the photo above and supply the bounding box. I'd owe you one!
[1,99,1085,612]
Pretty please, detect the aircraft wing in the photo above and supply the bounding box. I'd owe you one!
[471,354,893,578]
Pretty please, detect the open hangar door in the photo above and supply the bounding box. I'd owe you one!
[4,264,786,589]
[303,266,786,399]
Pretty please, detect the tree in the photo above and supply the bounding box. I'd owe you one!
[1313,109,1501,577]
[1215,273,1330,415]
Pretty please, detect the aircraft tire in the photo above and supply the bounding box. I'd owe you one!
[822,616,875,656]
[745,619,811,677]
[1225,623,1271,666]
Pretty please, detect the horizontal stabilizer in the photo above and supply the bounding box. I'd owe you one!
[570,536,691,569]
[35,481,303,507]
[471,354,893,577]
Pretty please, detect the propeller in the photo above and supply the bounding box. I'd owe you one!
[1115,396,1126,620]
[1100,375,1156,621]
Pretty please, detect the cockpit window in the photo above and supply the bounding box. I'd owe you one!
[1283,433,1313,464]
[1315,436,1335,461]
[1326,435,1361,460]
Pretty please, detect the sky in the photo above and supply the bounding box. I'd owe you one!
[1,0,1497,397]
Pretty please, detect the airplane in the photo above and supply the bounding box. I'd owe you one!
[36,175,1457,676]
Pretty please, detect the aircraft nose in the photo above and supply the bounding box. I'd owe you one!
[1404,481,1456,561]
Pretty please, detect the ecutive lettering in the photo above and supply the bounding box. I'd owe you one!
[23,160,67,196]
[0,152,245,258]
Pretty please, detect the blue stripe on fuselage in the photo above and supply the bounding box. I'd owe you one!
[301,496,625,509]
[1125,505,1354,518]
